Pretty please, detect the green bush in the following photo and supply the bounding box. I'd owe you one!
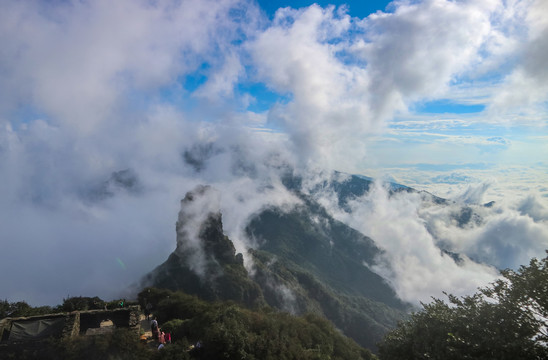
[59,296,105,312]
[156,342,191,360]
[61,328,150,360]
[378,254,548,360]
[161,318,188,342]
[144,288,375,359]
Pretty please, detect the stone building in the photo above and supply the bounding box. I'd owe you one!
[0,306,141,344]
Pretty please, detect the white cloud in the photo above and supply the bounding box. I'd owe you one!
[431,172,479,185]
[357,0,498,113]
[0,99,302,305]
[193,51,244,101]
[0,0,251,133]
[421,194,548,271]
[249,5,374,169]
[454,180,495,204]
[488,0,548,119]
[303,175,547,305]
[314,180,500,304]
[518,194,548,222]
[0,0,546,309]
[247,0,543,171]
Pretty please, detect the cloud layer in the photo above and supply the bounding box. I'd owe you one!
[305,178,548,304]
[0,0,547,306]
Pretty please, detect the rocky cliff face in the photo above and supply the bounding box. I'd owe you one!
[142,185,264,308]
[173,185,243,277]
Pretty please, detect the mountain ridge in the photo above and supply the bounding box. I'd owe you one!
[143,180,411,350]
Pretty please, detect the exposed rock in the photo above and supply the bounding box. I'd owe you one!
[143,185,264,308]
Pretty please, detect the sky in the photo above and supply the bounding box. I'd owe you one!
[0,0,547,307]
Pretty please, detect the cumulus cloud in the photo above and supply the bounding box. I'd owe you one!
[467,213,548,268]
[248,5,373,169]
[488,0,548,119]
[246,0,548,170]
[247,1,512,170]
[357,0,497,111]
[0,0,251,132]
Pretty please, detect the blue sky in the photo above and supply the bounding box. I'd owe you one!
[257,0,394,18]
[1,0,547,306]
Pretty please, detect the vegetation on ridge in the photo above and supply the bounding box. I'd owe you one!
[0,288,376,359]
[4,254,548,359]
[138,287,375,359]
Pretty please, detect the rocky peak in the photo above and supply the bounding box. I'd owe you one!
[143,185,263,307]
[174,185,241,272]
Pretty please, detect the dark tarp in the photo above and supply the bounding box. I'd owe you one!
[8,318,65,342]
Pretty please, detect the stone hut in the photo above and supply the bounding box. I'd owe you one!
[0,306,141,344]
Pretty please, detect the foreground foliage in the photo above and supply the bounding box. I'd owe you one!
[140,287,375,359]
[1,288,374,359]
[378,254,548,360]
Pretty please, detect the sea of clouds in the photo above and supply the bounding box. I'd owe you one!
[0,0,547,306]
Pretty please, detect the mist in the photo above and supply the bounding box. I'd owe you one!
[305,178,548,304]
[1,0,547,306]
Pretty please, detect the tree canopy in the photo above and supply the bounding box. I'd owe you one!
[378,254,548,360]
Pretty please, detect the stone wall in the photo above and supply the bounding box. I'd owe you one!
[0,305,141,343]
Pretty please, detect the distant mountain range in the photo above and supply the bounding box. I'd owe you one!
[141,171,484,350]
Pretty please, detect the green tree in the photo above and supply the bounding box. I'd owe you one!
[59,296,105,312]
[0,300,53,318]
[378,254,548,360]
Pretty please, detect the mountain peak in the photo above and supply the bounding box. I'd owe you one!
[143,185,263,307]
[174,185,236,276]
[176,185,221,249]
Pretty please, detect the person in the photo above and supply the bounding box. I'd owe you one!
[150,317,159,340]
[159,330,165,344]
